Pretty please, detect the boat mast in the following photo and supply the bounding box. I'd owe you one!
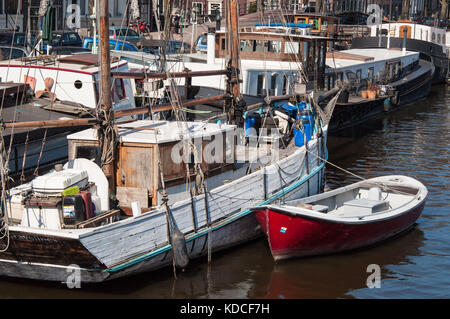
[226,0,245,126]
[98,0,116,192]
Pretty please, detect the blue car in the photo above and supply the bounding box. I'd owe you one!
[82,37,139,52]
[195,34,208,53]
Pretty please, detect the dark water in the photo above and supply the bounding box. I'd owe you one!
[0,86,448,299]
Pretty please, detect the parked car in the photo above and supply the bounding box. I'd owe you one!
[0,46,29,60]
[82,37,139,52]
[140,39,191,55]
[195,34,208,53]
[109,27,144,45]
[42,31,83,51]
[0,32,37,49]
[49,46,91,55]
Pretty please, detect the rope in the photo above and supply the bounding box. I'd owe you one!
[304,147,415,196]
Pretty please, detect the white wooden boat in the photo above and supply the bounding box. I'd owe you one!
[0,104,329,282]
[0,53,135,111]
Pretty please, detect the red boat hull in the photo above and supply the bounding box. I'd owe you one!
[254,202,425,260]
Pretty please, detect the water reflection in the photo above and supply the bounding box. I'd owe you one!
[258,228,425,299]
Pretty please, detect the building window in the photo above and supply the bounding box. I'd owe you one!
[192,2,203,21]
[208,1,222,15]
[263,0,280,10]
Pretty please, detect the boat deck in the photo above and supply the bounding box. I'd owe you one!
[2,98,91,137]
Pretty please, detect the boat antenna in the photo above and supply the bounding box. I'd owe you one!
[98,0,117,194]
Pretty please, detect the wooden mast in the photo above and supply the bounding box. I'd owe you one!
[98,0,116,192]
[227,0,245,126]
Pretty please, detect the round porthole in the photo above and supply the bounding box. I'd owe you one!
[74,80,82,89]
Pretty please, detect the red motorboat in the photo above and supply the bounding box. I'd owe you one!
[251,175,427,261]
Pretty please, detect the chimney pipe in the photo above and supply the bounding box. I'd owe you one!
[207,27,216,65]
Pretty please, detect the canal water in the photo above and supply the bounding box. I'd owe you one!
[0,85,448,299]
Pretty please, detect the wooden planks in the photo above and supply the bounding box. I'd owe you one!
[116,186,149,209]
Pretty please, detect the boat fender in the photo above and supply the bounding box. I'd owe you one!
[170,227,190,269]
[383,98,391,112]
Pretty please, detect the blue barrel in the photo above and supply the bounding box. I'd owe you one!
[299,110,314,130]
[298,101,307,111]
[294,118,312,147]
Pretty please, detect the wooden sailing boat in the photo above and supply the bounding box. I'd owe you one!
[0,0,338,283]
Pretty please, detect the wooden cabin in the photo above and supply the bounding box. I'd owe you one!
[67,120,237,211]
[283,13,339,37]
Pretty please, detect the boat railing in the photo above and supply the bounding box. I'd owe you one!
[20,55,57,66]
[63,209,121,229]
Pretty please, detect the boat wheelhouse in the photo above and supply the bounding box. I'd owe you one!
[351,22,449,83]
[171,27,330,101]
[0,53,136,110]
[283,13,340,37]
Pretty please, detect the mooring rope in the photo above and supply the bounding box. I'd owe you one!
[304,147,415,196]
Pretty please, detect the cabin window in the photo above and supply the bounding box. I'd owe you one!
[264,41,282,53]
[221,38,226,50]
[271,73,279,95]
[356,69,362,83]
[257,74,265,97]
[74,80,82,89]
[240,40,253,52]
[75,145,101,165]
[284,41,299,54]
[437,34,441,44]
[254,40,263,52]
[311,19,320,31]
[282,74,288,95]
[432,33,436,42]
[368,67,374,82]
